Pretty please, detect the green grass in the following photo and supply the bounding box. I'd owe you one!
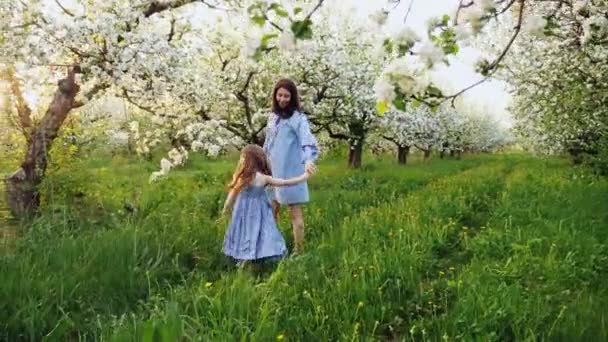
[0,152,606,341]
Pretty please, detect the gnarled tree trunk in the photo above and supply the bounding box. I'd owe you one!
[6,68,80,218]
[397,145,410,165]
[348,140,363,168]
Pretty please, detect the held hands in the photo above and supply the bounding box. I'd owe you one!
[304,161,317,176]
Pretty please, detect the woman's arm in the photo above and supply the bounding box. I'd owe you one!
[295,114,319,164]
[263,113,274,154]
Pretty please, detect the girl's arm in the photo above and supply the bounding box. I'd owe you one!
[221,190,237,215]
[264,172,310,187]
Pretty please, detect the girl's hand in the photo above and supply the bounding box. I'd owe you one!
[216,213,227,224]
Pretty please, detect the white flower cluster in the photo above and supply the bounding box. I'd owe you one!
[149,146,189,183]
[129,121,163,157]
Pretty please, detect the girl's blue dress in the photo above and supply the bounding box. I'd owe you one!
[223,178,287,261]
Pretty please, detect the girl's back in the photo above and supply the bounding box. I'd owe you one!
[223,172,286,262]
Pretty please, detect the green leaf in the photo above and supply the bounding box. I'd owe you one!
[251,15,266,26]
[442,14,450,26]
[270,3,289,17]
[443,42,459,55]
[411,99,422,109]
[377,101,388,115]
[291,19,313,39]
[383,38,393,54]
[426,85,443,98]
[397,43,413,56]
[393,96,407,111]
[294,7,303,15]
[261,33,279,46]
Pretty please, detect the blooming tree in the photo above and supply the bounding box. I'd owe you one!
[281,11,386,168]
[0,0,325,217]
[495,1,608,171]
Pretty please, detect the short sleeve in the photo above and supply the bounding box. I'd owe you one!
[263,113,275,154]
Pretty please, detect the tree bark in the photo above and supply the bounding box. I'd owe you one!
[6,68,80,218]
[397,145,410,165]
[423,149,431,160]
[348,140,363,168]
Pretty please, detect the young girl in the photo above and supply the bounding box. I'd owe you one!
[222,144,311,264]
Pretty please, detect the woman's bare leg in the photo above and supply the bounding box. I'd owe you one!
[272,200,281,222]
[288,204,305,254]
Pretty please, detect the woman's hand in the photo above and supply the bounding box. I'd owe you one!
[305,161,317,175]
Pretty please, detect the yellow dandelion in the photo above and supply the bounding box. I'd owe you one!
[205,282,213,288]
[276,334,285,341]
[358,301,365,308]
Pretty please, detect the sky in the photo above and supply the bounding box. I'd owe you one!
[342,0,513,127]
[32,0,513,127]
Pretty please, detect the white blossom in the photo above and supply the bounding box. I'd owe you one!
[369,10,389,26]
[393,27,421,47]
[417,42,445,68]
[374,78,396,103]
[524,15,547,37]
[278,30,296,52]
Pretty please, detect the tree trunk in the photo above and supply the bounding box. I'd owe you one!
[423,149,431,160]
[6,68,80,218]
[440,142,448,159]
[397,145,410,165]
[348,140,363,168]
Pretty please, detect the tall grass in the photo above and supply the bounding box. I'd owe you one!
[1,153,606,341]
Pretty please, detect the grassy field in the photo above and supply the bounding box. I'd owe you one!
[0,152,607,341]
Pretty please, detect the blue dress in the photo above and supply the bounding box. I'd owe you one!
[263,111,319,205]
[223,181,287,261]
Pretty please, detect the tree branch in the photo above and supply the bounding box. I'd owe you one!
[445,0,524,105]
[121,88,158,115]
[54,0,76,17]
[403,0,415,24]
[72,83,109,108]
[144,0,236,18]
[234,71,256,125]
[263,12,283,32]
[6,66,33,141]
[304,0,326,21]
[168,18,177,42]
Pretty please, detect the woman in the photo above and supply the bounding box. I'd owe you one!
[263,79,319,255]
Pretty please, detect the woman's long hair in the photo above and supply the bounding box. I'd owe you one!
[228,145,272,194]
[271,78,301,119]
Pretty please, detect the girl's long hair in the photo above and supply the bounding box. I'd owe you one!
[228,145,272,194]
